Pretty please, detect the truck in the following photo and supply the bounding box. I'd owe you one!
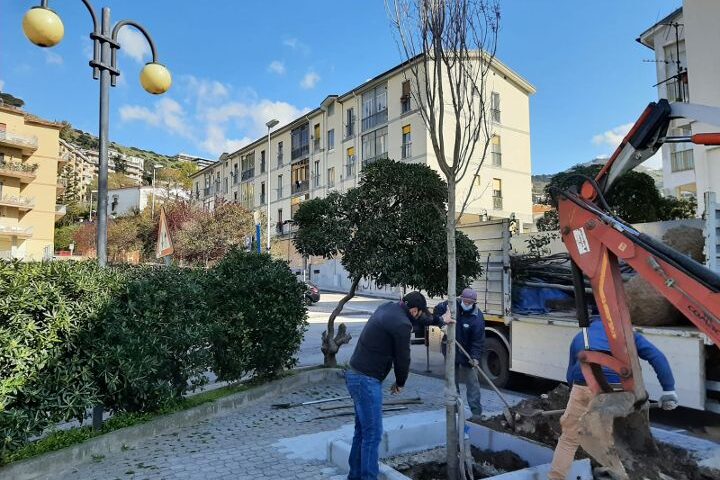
[428,197,720,413]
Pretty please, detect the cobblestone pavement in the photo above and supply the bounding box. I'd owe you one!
[53,373,526,480]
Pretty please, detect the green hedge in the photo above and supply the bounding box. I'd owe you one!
[0,250,307,462]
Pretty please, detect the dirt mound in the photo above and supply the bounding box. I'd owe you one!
[625,275,686,327]
[662,226,704,262]
[480,385,718,480]
[388,446,528,479]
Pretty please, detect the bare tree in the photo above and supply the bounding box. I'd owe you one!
[387,1,500,477]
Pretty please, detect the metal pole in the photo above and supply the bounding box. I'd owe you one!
[95,7,111,268]
[256,223,261,254]
[266,126,271,252]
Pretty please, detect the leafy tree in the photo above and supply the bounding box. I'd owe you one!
[0,92,24,108]
[89,172,138,191]
[536,210,559,232]
[54,224,80,250]
[293,159,482,367]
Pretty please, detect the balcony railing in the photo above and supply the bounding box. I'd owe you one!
[241,168,254,181]
[493,196,503,210]
[0,224,33,238]
[492,152,502,167]
[0,195,35,210]
[0,130,39,153]
[401,143,412,159]
[666,78,690,103]
[276,221,299,236]
[291,144,309,161]
[361,109,388,132]
[0,160,38,182]
[491,109,501,123]
[362,152,389,168]
[292,180,309,195]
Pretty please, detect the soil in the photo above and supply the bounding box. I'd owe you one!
[479,385,719,480]
[387,446,528,479]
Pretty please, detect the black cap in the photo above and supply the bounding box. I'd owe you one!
[403,291,430,316]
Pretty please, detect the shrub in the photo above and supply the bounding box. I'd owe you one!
[207,249,307,381]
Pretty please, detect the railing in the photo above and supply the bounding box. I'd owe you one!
[291,144,309,161]
[666,79,690,103]
[0,195,35,209]
[492,152,502,167]
[241,168,254,181]
[0,130,39,151]
[345,121,355,139]
[361,109,388,132]
[276,221,299,236]
[292,180,309,195]
[491,108,501,123]
[401,143,412,159]
[0,160,38,174]
[0,224,33,237]
[362,152,389,168]
[493,196,503,210]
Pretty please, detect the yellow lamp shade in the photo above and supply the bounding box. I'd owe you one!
[140,62,172,95]
[22,7,64,48]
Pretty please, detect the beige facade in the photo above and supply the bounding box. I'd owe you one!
[59,139,94,201]
[0,105,64,260]
[191,56,535,260]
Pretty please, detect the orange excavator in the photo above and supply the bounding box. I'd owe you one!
[554,98,720,477]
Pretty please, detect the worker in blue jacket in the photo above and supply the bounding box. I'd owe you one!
[431,288,485,419]
[548,316,678,480]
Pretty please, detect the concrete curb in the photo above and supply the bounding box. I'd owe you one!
[1,368,345,480]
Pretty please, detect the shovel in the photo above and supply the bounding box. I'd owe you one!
[455,341,515,428]
[271,395,351,409]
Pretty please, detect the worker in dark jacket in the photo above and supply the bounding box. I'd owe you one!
[431,288,485,419]
[346,291,450,480]
[549,316,677,479]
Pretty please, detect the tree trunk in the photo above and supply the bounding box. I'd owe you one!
[446,178,459,480]
[322,277,359,367]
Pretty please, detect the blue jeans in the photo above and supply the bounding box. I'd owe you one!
[345,370,383,480]
[456,364,482,416]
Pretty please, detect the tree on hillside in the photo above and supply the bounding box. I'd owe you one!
[89,172,138,191]
[293,159,482,367]
[0,92,25,108]
[388,1,500,474]
[538,164,696,230]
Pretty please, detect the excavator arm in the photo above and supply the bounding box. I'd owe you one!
[556,99,720,477]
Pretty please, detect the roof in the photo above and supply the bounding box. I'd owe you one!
[0,104,63,129]
[637,6,683,49]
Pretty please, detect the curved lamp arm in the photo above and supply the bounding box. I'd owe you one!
[39,0,101,77]
[110,20,159,86]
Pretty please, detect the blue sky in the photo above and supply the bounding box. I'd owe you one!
[0,0,679,174]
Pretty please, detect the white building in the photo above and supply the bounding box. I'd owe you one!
[176,153,215,169]
[106,185,188,218]
[638,2,720,215]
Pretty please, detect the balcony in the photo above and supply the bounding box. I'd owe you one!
[0,160,38,183]
[58,151,70,165]
[0,130,38,155]
[291,144,309,161]
[0,195,35,211]
[292,179,309,195]
[55,204,67,219]
[361,109,388,132]
[493,196,503,210]
[56,177,67,195]
[241,168,254,181]
[362,152,389,168]
[0,224,33,239]
[276,221,298,236]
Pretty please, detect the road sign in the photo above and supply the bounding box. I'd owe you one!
[156,207,174,258]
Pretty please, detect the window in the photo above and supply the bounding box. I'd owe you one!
[492,178,502,210]
[313,160,321,187]
[277,174,283,199]
[346,108,355,138]
[361,84,388,131]
[327,129,335,150]
[260,150,266,173]
[234,191,238,201]
[233,163,239,184]
[401,125,412,159]
[491,135,502,167]
[223,177,228,194]
[277,208,283,233]
[327,102,335,116]
[240,182,254,209]
[474,174,482,189]
[291,124,309,160]
[260,182,266,205]
[362,127,388,166]
[664,41,689,102]
[670,125,694,172]
[327,167,335,188]
[291,159,309,194]
[401,80,411,113]
[278,208,283,224]
[313,123,321,151]
[491,91,501,123]
[277,141,284,166]
[346,147,356,177]
[241,152,255,180]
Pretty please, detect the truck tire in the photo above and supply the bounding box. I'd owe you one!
[481,337,511,388]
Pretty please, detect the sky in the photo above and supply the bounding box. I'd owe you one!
[0,0,680,174]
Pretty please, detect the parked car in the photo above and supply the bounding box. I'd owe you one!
[305,282,320,304]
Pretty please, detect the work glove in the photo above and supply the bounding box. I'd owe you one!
[659,391,678,410]
[469,358,480,369]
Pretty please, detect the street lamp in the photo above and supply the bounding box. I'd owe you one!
[265,119,279,253]
[23,0,171,268]
[151,163,162,219]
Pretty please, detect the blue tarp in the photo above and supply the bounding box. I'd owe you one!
[512,285,573,315]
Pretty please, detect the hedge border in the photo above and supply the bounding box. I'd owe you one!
[0,368,344,480]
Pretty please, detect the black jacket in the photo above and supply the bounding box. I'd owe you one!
[432,300,485,366]
[349,301,413,386]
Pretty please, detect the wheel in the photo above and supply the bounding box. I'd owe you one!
[481,337,511,388]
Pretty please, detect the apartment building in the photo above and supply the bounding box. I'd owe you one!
[59,139,94,201]
[638,2,720,215]
[192,55,534,270]
[81,148,145,184]
[0,105,64,260]
[176,153,216,169]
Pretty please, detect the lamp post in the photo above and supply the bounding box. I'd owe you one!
[89,189,97,221]
[151,163,162,219]
[265,119,279,253]
[23,0,171,268]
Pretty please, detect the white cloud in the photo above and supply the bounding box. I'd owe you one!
[300,71,320,90]
[45,51,63,65]
[120,98,191,138]
[283,37,310,54]
[0,79,4,91]
[268,60,286,75]
[201,125,251,156]
[592,123,633,148]
[645,150,663,169]
[117,28,150,64]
